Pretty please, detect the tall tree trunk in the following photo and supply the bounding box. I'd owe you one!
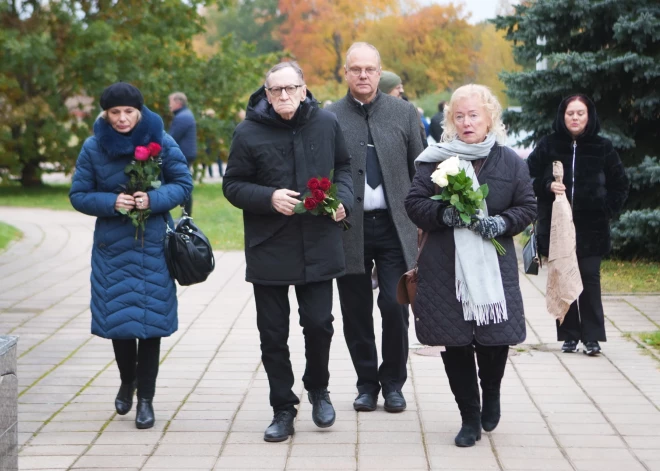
[332,32,344,84]
[21,160,43,187]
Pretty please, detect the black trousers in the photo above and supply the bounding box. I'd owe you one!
[337,210,410,397]
[254,280,334,412]
[112,338,161,399]
[556,256,606,342]
[441,342,509,417]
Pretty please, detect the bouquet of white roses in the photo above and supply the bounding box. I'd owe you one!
[430,156,505,255]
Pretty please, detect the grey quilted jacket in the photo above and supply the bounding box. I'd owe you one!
[404,145,536,346]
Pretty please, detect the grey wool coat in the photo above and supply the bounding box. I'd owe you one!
[326,91,425,274]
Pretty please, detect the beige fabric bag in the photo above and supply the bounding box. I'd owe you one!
[546,161,583,324]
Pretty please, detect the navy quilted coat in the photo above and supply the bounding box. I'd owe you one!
[404,145,536,347]
[70,106,193,340]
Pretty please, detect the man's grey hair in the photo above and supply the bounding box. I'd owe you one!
[345,42,382,68]
[169,92,188,107]
[265,61,305,87]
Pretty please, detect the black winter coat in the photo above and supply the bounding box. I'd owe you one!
[223,87,354,285]
[405,145,536,346]
[527,95,629,258]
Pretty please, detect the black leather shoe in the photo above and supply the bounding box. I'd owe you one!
[383,391,406,413]
[455,417,482,447]
[481,393,501,432]
[583,341,602,356]
[135,398,155,429]
[308,389,336,428]
[353,393,377,412]
[561,340,579,353]
[264,410,295,442]
[115,380,136,416]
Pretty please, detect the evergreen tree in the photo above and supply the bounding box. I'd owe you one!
[495,0,660,259]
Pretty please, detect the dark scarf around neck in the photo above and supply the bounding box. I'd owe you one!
[94,105,164,159]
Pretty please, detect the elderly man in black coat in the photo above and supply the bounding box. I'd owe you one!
[326,42,425,414]
[223,61,353,443]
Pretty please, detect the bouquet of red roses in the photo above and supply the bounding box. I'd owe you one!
[118,142,162,242]
[294,171,350,230]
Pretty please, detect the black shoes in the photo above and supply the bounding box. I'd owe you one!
[115,380,136,416]
[264,410,296,442]
[308,389,336,428]
[353,393,378,412]
[481,393,501,432]
[562,340,602,355]
[384,391,407,413]
[583,341,602,356]
[455,417,482,447]
[135,398,155,429]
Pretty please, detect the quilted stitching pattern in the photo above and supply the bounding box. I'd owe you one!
[70,121,192,340]
[407,147,535,346]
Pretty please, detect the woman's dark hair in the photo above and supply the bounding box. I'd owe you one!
[564,95,589,108]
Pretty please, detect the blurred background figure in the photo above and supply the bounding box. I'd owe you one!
[429,101,446,144]
[169,92,197,215]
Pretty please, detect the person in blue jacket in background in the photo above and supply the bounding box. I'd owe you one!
[168,92,197,216]
[70,82,193,430]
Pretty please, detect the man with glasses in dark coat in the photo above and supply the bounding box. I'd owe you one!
[326,43,424,414]
[223,61,353,442]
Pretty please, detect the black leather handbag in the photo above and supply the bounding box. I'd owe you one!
[164,213,215,286]
[522,224,541,275]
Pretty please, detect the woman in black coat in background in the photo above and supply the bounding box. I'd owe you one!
[527,94,629,356]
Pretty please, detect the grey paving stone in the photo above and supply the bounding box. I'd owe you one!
[3,207,660,470]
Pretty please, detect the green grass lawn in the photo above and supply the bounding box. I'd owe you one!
[0,221,21,252]
[0,183,245,250]
[601,259,659,294]
[639,331,660,350]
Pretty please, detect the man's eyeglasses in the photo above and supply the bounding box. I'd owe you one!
[347,67,380,77]
[266,85,303,97]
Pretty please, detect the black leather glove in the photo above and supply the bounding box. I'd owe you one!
[441,207,471,228]
[470,215,507,239]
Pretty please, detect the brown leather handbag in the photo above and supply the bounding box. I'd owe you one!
[396,231,429,312]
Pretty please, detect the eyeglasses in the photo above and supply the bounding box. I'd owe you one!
[347,67,380,77]
[266,85,303,97]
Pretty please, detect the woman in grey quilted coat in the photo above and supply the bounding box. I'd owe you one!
[404,85,536,447]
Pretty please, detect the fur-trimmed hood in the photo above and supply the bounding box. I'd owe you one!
[551,94,601,141]
[94,105,164,159]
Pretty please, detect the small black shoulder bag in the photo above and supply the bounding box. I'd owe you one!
[164,212,215,286]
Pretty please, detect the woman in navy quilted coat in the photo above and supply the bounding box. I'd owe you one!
[70,83,193,429]
[405,85,535,447]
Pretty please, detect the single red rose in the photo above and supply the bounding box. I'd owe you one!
[147,142,162,157]
[303,197,318,210]
[312,189,326,202]
[134,146,150,161]
[307,178,320,190]
[319,177,332,191]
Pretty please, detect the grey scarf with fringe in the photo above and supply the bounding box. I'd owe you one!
[415,133,507,325]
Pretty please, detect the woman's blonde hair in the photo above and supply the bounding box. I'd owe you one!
[441,84,507,145]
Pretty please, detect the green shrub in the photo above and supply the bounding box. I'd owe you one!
[611,209,660,260]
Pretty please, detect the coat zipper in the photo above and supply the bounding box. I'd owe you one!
[571,140,577,210]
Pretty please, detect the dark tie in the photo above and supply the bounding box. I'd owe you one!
[366,125,382,189]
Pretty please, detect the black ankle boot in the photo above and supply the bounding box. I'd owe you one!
[115,380,136,415]
[135,398,155,429]
[481,392,501,432]
[455,416,482,447]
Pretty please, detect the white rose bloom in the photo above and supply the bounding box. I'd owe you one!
[431,169,449,187]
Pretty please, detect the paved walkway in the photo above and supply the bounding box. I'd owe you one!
[0,206,659,471]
